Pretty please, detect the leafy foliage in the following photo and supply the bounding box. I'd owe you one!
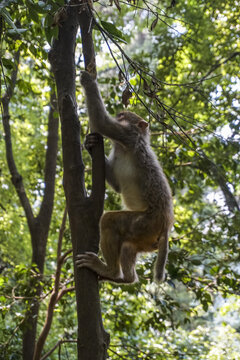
[0,0,239,358]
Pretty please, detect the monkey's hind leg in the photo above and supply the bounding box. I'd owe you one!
[76,212,124,282]
[119,242,138,283]
[75,244,137,284]
[98,213,124,282]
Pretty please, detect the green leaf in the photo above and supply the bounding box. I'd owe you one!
[26,0,50,14]
[100,21,127,44]
[44,24,58,45]
[1,58,14,69]
[45,26,52,45]
[189,255,203,265]
[51,24,59,40]
[28,6,39,23]
[44,13,54,28]
[0,8,26,34]
[7,28,27,35]
[38,1,45,7]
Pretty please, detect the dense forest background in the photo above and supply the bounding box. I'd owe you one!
[0,0,240,358]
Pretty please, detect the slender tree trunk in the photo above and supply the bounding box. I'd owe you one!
[2,62,59,358]
[22,93,59,360]
[22,297,40,360]
[49,2,109,359]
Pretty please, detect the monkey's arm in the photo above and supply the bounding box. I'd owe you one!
[85,134,120,192]
[105,156,120,193]
[81,71,131,145]
[80,71,106,133]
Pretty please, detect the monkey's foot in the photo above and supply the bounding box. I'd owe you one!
[99,274,138,284]
[75,252,123,281]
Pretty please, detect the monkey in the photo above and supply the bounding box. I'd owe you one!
[76,71,174,283]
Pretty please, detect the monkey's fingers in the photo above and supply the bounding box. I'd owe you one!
[75,252,98,268]
[76,252,97,259]
[84,133,101,152]
[85,136,99,147]
[86,133,102,142]
[85,140,97,148]
[75,259,94,269]
[75,253,113,280]
[80,70,94,86]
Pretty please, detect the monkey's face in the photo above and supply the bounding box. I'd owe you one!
[117,111,141,124]
[116,113,129,127]
[116,111,149,134]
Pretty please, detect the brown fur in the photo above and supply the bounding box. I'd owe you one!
[76,71,174,283]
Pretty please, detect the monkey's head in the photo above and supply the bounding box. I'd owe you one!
[116,111,149,136]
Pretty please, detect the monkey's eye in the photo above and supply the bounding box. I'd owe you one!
[117,114,125,122]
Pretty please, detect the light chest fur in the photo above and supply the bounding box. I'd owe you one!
[111,147,148,211]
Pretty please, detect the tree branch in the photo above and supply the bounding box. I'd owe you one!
[200,51,240,83]
[49,2,109,358]
[78,3,96,76]
[1,51,35,230]
[198,151,239,212]
[1,49,60,359]
[90,133,105,216]
[56,286,75,302]
[38,92,59,228]
[33,208,68,360]
[79,3,105,213]
[49,6,86,204]
[40,339,77,360]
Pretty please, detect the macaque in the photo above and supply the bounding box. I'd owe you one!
[76,71,174,283]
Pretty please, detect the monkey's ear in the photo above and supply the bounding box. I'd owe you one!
[138,120,149,130]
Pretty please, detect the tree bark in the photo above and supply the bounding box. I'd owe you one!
[1,52,59,359]
[49,2,109,359]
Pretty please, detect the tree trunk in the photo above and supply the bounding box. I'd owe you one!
[22,93,59,360]
[49,2,109,359]
[2,59,59,359]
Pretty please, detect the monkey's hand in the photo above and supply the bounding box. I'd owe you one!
[76,253,124,282]
[76,252,108,277]
[84,133,102,155]
[80,70,95,88]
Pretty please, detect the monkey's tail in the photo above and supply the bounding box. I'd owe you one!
[154,230,169,282]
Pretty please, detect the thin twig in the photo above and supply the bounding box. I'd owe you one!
[40,339,77,360]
